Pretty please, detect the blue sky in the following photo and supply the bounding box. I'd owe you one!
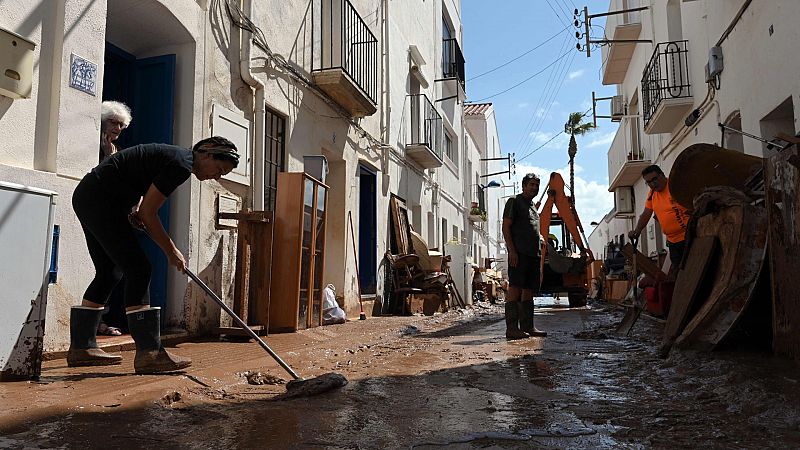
[462,0,618,226]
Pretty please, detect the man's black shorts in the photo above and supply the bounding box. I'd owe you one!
[667,239,685,268]
[508,253,540,290]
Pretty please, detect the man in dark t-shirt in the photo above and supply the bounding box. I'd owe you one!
[502,173,547,339]
[68,137,239,374]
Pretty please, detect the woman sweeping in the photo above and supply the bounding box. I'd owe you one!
[68,136,239,374]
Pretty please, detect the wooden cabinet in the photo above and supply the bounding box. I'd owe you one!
[269,173,328,332]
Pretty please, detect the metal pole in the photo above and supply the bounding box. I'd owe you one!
[584,6,590,58]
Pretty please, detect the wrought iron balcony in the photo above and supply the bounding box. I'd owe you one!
[641,41,693,134]
[441,38,466,98]
[312,0,378,117]
[406,94,443,169]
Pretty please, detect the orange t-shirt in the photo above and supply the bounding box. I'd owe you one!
[645,179,689,243]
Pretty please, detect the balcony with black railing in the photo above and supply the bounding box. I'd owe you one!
[312,0,378,117]
[641,41,693,134]
[441,38,466,99]
[406,94,443,169]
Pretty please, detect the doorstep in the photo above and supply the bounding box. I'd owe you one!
[42,330,193,361]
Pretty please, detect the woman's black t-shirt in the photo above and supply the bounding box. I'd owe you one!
[91,143,193,207]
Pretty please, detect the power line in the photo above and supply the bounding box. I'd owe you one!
[515,33,575,152]
[469,48,573,103]
[468,25,569,81]
[521,44,574,150]
[544,0,570,27]
[516,108,591,163]
[516,131,565,163]
[524,50,576,148]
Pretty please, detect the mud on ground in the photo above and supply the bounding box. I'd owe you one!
[1,301,799,449]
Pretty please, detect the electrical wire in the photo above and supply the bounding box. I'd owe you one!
[516,36,576,153]
[516,108,591,163]
[513,32,574,151]
[516,131,565,163]
[470,48,573,103]
[467,24,569,81]
[222,0,385,156]
[527,50,576,140]
[544,0,570,27]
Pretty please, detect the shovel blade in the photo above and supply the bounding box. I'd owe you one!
[615,304,643,336]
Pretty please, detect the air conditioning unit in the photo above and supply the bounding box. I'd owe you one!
[610,95,625,122]
[614,186,634,214]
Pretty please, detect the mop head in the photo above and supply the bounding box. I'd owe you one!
[277,372,348,399]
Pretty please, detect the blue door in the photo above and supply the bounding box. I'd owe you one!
[131,55,176,314]
[102,45,175,326]
[358,166,377,294]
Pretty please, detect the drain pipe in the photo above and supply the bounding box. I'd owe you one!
[381,0,391,151]
[240,0,266,211]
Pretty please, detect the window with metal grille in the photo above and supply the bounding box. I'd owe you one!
[264,107,286,210]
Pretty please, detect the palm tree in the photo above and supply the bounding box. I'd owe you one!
[564,111,595,196]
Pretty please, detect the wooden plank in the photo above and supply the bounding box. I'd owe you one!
[766,144,800,358]
[674,198,767,351]
[390,196,412,255]
[250,219,273,327]
[232,222,251,323]
[620,243,666,280]
[658,236,718,356]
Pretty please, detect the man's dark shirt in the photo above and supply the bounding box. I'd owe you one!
[503,194,541,256]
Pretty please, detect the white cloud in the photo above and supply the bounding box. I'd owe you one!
[517,102,529,108]
[568,69,585,80]
[509,162,614,232]
[583,130,616,149]
[525,131,569,151]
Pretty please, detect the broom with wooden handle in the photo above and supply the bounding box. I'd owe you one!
[142,225,346,397]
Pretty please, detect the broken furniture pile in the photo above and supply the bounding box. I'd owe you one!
[617,142,800,360]
[472,265,504,304]
[383,196,465,315]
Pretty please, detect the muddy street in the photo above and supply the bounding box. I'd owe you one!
[2,302,800,449]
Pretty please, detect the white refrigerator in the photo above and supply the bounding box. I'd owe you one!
[444,243,472,306]
[0,182,57,380]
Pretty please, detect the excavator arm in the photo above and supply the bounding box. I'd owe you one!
[538,172,595,267]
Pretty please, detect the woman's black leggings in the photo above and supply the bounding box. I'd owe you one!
[72,174,150,307]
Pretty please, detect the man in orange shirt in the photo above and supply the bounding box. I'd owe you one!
[628,165,690,272]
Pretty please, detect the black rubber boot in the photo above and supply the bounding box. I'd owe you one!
[505,302,528,340]
[519,301,547,337]
[127,307,191,374]
[67,307,123,367]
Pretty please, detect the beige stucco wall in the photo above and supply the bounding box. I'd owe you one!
[601,0,800,254]
[1,0,477,351]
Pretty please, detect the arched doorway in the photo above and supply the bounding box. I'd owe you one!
[101,0,196,331]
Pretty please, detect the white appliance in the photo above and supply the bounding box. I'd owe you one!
[303,155,329,184]
[0,182,57,380]
[444,243,472,305]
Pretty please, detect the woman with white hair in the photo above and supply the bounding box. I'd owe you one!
[100,100,132,162]
[96,101,133,337]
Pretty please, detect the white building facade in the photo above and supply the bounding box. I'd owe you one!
[589,0,800,260]
[0,0,508,352]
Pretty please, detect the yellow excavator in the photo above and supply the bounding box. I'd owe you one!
[537,172,594,307]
